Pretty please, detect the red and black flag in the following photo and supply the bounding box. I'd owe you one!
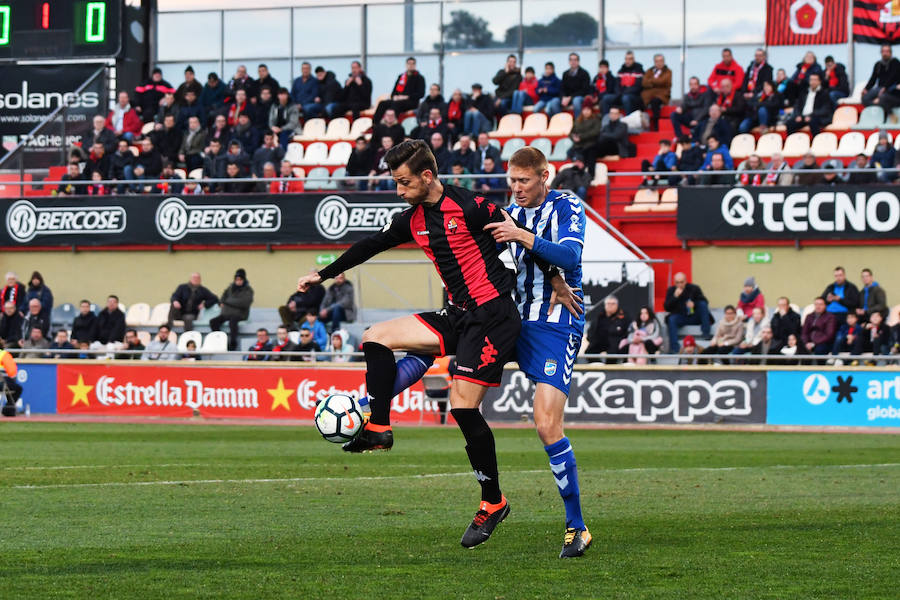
[766,0,848,45]
[854,0,900,44]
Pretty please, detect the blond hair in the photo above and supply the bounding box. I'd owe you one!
[508,146,548,175]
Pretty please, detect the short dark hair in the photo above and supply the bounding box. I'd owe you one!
[724,305,736,312]
[545,61,554,69]
[406,56,416,63]
[257,328,269,334]
[659,139,671,147]
[525,66,535,74]
[834,266,845,272]
[126,328,137,336]
[158,325,170,333]
[862,268,873,276]
[507,54,517,60]
[598,59,609,68]
[356,136,367,143]
[384,139,438,177]
[314,66,324,74]
[80,299,91,305]
[108,295,118,301]
[258,63,268,69]
[277,87,289,95]
[723,47,733,54]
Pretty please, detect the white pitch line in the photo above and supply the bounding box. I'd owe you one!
[2,463,208,471]
[10,463,900,490]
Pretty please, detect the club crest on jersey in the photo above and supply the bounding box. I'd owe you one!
[569,215,581,232]
[447,217,458,233]
[544,359,557,376]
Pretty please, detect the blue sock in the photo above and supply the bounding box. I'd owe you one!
[544,436,585,531]
[360,354,433,416]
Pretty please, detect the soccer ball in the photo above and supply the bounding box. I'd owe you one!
[314,393,364,443]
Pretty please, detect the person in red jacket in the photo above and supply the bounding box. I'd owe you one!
[269,159,304,193]
[106,91,143,142]
[510,67,538,114]
[737,277,766,319]
[708,48,745,94]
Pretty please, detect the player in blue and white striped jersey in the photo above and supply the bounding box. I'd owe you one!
[484,147,590,558]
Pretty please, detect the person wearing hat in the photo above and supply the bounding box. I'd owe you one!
[678,334,700,365]
[175,65,203,105]
[869,132,896,182]
[737,276,765,320]
[135,67,175,123]
[210,269,255,351]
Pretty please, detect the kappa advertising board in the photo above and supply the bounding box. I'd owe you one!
[0,64,105,166]
[2,192,497,247]
[677,186,900,240]
[482,370,767,424]
[768,371,900,427]
[55,364,438,423]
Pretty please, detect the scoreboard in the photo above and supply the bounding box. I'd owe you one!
[0,0,122,60]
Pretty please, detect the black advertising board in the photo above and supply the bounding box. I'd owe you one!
[677,186,900,240]
[481,369,767,424]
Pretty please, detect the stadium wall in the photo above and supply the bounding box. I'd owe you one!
[10,361,899,429]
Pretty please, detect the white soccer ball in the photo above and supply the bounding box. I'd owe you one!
[314,393,364,443]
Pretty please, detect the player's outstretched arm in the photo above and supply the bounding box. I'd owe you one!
[297,272,322,293]
[486,210,581,271]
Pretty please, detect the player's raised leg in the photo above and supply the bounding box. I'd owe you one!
[533,382,591,558]
[343,314,441,453]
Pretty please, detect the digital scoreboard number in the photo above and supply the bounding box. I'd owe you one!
[0,0,121,60]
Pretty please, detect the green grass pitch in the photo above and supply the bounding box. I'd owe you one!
[1,422,899,599]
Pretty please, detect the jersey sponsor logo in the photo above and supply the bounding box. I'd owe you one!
[478,337,499,370]
[314,195,406,240]
[156,197,280,241]
[416,229,429,235]
[456,365,474,373]
[543,359,557,377]
[6,199,126,243]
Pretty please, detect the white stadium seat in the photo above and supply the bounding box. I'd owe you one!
[323,141,352,165]
[520,113,548,136]
[298,142,328,166]
[125,303,151,327]
[297,118,326,141]
[490,114,522,138]
[346,117,373,140]
[285,142,304,164]
[729,134,755,159]
[833,131,865,156]
[177,330,203,353]
[323,117,350,140]
[810,132,838,156]
[782,133,811,157]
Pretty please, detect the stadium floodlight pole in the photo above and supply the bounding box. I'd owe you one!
[847,0,855,85]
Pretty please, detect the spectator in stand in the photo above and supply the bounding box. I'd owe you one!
[675,135,704,185]
[56,163,86,196]
[551,153,591,198]
[178,116,207,172]
[741,48,773,101]
[296,328,321,361]
[152,113,183,165]
[477,156,506,191]
[71,300,96,345]
[641,54,671,131]
[20,298,48,341]
[328,330,354,362]
[252,130,285,177]
[699,135,733,170]
[269,326,298,361]
[0,302,23,349]
[168,272,218,332]
[492,54,523,115]
[448,161,474,190]
[207,114,231,148]
[678,334,700,364]
[584,60,615,115]
[25,272,52,323]
[858,268,888,322]
[801,298,847,355]
[269,88,301,148]
[430,132,452,174]
[271,160,304,193]
[848,152,877,184]
[373,57,426,122]
[830,312,863,358]
[737,276,765,318]
[823,266,859,324]
[48,330,75,359]
[246,328,273,362]
[106,91,143,142]
[764,152,793,185]
[534,62,563,116]
[714,78,747,134]
[154,92,179,126]
[201,138,227,183]
[740,80,783,133]
[84,142,111,181]
[641,139,677,187]
[291,62,319,116]
[793,152,822,186]
[731,306,770,357]
[21,327,49,354]
[861,311,891,355]
[338,61,372,119]
[561,52,592,114]
[345,137,374,191]
[300,311,329,351]
[181,339,200,361]
[130,137,163,192]
[770,296,802,347]
[412,107,449,143]
[605,51,644,115]
[786,73,832,135]
[210,269,254,351]
[672,76,712,138]
[585,296,629,362]
[863,44,900,106]
[463,84,495,137]
[226,89,252,127]
[445,88,466,135]
[320,272,356,332]
[85,115,117,155]
[227,65,258,101]
[475,132,501,171]
[316,66,343,118]
[749,327,782,364]
[252,87,274,130]
[219,161,254,193]
[280,270,325,329]
[664,272,712,351]
[174,66,203,105]
[142,325,177,361]
[510,67,538,115]
[699,153,732,185]
[783,51,823,105]
[135,67,175,123]
[592,105,630,161]
[693,104,733,146]
[708,48,744,94]
[372,108,405,146]
[201,72,226,115]
[736,154,766,186]
[625,306,664,357]
[92,295,126,346]
[450,133,478,173]
[699,305,744,362]
[156,161,184,194]
[779,333,804,364]
[220,140,249,174]
[417,84,446,122]
[256,64,280,99]
[823,56,850,105]
[231,113,261,154]
[821,161,842,186]
[869,132,896,181]
[369,136,396,190]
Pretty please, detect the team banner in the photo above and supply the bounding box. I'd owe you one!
[677,186,900,240]
[481,369,767,424]
[766,0,848,46]
[0,64,106,167]
[768,370,900,427]
[55,363,438,424]
[1,191,497,247]
[854,0,900,44]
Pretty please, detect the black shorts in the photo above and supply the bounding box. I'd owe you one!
[414,295,521,387]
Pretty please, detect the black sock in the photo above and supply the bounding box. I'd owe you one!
[451,408,502,504]
[363,342,397,426]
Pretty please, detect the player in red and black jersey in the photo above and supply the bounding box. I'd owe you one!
[297,140,520,547]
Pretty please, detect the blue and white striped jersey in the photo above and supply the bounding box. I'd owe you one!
[506,189,586,330]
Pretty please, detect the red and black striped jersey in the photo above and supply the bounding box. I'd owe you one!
[319,185,515,310]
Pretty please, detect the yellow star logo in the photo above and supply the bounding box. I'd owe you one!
[68,374,93,407]
[267,377,293,411]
